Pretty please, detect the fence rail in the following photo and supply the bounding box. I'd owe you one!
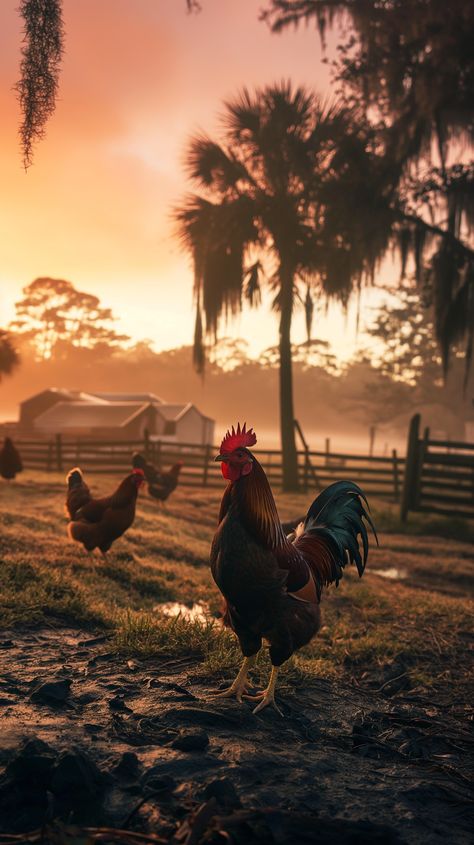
[11,433,405,501]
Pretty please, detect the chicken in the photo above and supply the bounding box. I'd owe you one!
[132,452,161,485]
[132,452,183,504]
[65,467,91,519]
[0,437,23,481]
[148,462,183,504]
[210,423,376,715]
[67,468,145,557]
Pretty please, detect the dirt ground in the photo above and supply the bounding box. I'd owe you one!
[0,624,472,845]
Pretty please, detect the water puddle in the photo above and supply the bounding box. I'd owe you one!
[154,601,209,622]
[372,567,408,580]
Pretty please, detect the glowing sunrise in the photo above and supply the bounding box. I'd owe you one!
[0,0,357,353]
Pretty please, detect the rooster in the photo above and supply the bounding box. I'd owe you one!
[65,467,91,520]
[67,469,145,557]
[0,437,23,481]
[211,424,376,715]
[132,453,183,504]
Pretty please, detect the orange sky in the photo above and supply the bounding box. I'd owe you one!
[0,0,391,357]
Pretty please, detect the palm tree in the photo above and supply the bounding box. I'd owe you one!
[174,82,395,489]
[0,331,20,381]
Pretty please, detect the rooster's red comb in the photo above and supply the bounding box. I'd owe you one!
[220,423,257,453]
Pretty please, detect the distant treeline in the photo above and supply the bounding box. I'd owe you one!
[1,338,470,448]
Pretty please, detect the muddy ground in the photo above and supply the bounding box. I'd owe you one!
[0,628,472,845]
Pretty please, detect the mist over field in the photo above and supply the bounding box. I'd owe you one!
[1,337,469,455]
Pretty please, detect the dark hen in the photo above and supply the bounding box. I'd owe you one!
[67,469,144,557]
[132,452,183,503]
[0,437,23,481]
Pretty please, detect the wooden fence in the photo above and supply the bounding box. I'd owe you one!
[10,419,474,517]
[13,432,405,501]
[400,414,474,521]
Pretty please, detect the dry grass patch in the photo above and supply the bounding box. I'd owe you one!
[0,472,472,703]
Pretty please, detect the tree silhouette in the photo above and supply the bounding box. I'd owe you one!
[174,82,396,488]
[264,0,474,376]
[0,331,20,381]
[10,277,130,360]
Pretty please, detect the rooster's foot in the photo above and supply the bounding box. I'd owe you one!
[213,683,250,703]
[242,690,283,716]
[243,666,282,716]
[211,655,257,703]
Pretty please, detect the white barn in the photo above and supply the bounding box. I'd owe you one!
[18,389,215,445]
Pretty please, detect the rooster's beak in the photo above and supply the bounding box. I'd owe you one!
[214,454,226,462]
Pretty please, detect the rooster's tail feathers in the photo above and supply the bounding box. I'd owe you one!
[66,467,85,489]
[300,480,377,585]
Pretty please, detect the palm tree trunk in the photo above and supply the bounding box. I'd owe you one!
[278,267,299,491]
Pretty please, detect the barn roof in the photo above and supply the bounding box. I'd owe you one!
[156,403,191,421]
[33,401,154,431]
[20,388,105,406]
[92,392,164,403]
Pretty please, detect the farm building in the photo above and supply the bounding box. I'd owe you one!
[18,390,215,444]
[19,388,102,429]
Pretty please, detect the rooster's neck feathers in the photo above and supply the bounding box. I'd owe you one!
[220,457,295,556]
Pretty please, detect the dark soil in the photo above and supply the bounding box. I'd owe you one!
[0,629,472,844]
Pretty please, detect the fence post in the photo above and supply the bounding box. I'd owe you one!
[46,441,53,472]
[325,437,330,466]
[392,448,400,502]
[369,425,376,457]
[144,428,150,460]
[202,443,211,486]
[304,453,309,493]
[400,414,421,522]
[155,439,162,469]
[414,427,430,510]
[55,433,63,472]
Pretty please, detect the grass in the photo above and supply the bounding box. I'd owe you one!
[0,471,472,701]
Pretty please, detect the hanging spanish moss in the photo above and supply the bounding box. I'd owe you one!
[16,0,64,169]
[193,304,206,375]
[304,285,314,342]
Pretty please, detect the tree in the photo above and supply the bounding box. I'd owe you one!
[362,281,471,404]
[174,82,396,489]
[0,331,20,381]
[263,0,474,376]
[10,277,130,360]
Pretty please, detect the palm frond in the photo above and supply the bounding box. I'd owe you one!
[244,261,263,307]
[186,136,250,193]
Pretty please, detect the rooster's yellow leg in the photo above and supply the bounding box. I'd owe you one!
[213,655,256,702]
[244,666,282,716]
